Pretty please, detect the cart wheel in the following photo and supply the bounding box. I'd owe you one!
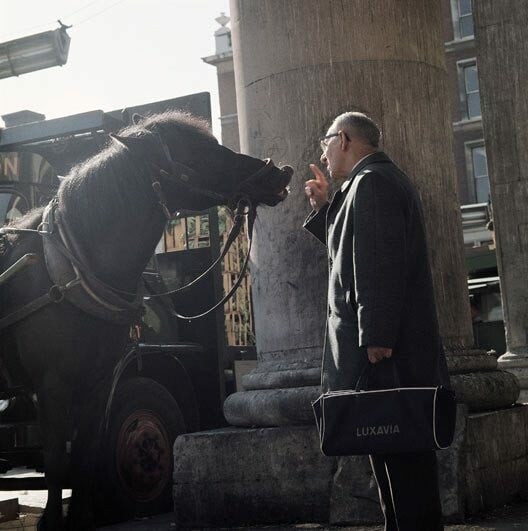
[96,377,186,522]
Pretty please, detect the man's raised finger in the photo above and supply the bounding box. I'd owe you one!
[309,164,327,184]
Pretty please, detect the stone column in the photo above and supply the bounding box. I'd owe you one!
[223,0,518,427]
[473,1,528,400]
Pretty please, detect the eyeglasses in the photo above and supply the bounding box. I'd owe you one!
[319,131,350,151]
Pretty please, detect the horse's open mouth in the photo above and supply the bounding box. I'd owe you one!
[276,165,293,202]
[278,186,290,201]
[241,163,292,207]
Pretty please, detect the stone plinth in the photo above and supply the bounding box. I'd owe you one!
[173,426,334,527]
[173,405,528,527]
[447,351,520,411]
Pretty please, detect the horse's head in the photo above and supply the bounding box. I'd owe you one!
[111,111,293,214]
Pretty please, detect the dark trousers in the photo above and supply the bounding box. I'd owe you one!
[369,451,443,531]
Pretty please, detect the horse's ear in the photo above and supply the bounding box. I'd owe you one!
[109,133,144,151]
[131,113,145,125]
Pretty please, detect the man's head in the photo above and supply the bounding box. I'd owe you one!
[320,112,381,183]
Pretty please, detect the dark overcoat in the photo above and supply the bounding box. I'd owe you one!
[304,152,450,392]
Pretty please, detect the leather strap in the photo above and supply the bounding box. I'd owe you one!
[0,279,79,331]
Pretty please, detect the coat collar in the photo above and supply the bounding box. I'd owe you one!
[340,151,392,193]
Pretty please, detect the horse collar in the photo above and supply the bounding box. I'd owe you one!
[41,201,144,325]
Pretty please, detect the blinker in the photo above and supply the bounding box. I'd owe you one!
[108,133,145,151]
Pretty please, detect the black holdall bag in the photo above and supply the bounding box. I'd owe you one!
[312,361,457,457]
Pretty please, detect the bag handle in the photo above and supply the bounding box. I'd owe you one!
[354,358,402,391]
[354,362,371,391]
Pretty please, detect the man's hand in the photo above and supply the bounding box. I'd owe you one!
[367,346,393,364]
[304,164,329,211]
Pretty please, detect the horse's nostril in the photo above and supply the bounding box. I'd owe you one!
[281,165,294,178]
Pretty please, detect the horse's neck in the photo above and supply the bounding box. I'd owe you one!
[93,204,165,289]
[60,174,166,291]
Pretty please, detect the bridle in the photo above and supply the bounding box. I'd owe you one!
[108,128,277,319]
[136,129,231,219]
[110,127,277,220]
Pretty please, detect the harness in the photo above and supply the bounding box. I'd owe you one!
[0,131,278,329]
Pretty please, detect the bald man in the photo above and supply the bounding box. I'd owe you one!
[304,112,449,531]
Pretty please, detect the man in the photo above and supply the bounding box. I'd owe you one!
[304,112,449,531]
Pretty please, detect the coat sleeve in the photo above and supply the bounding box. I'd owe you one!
[303,202,329,245]
[353,172,407,348]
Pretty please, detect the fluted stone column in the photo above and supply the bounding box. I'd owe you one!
[223,0,518,427]
[474,1,528,400]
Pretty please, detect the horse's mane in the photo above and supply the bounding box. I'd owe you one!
[56,110,216,241]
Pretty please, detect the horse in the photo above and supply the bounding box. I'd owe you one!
[0,110,292,530]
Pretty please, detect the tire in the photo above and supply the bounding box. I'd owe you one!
[95,377,186,522]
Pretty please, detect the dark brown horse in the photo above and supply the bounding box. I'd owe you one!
[0,111,292,530]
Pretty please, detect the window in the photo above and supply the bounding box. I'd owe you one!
[462,62,481,119]
[471,145,490,203]
[458,0,474,38]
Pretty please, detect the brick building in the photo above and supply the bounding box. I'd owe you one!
[443,0,490,208]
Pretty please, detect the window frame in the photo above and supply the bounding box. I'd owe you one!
[464,140,490,204]
[450,0,475,41]
[457,58,482,121]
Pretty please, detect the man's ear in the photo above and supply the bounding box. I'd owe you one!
[339,131,349,151]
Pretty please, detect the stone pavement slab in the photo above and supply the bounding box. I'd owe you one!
[97,524,514,531]
[2,472,526,530]
[98,502,528,530]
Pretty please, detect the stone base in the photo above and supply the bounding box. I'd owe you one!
[499,351,528,403]
[224,349,520,427]
[173,405,528,527]
[223,386,320,426]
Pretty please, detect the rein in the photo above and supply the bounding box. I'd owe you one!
[171,203,255,320]
[150,199,253,298]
